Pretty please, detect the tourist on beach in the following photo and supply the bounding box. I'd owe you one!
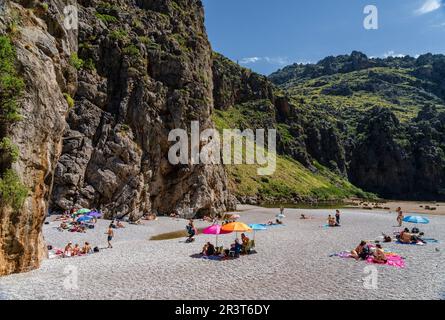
[202,242,215,256]
[335,210,341,225]
[328,215,339,227]
[63,242,73,257]
[186,220,196,243]
[82,242,92,254]
[241,233,250,247]
[350,241,369,260]
[230,239,242,257]
[106,225,114,248]
[116,220,125,228]
[372,244,388,264]
[72,244,80,256]
[396,208,404,227]
[280,206,284,215]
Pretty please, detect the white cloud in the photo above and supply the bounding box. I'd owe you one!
[382,50,407,58]
[415,0,442,15]
[239,56,289,66]
[239,57,261,64]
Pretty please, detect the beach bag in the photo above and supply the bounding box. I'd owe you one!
[88,224,95,229]
[93,247,99,253]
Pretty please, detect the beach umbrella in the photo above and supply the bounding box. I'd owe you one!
[403,216,430,224]
[77,215,93,223]
[248,224,267,241]
[76,208,91,215]
[221,222,252,239]
[202,224,231,247]
[87,211,102,218]
[221,222,252,233]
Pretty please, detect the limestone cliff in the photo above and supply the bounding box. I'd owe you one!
[0,0,76,275]
[0,0,233,276]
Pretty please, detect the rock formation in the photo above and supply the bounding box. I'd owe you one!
[0,0,233,276]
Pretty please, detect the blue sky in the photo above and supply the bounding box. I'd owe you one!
[203,0,445,75]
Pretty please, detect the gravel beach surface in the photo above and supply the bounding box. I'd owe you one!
[0,207,443,300]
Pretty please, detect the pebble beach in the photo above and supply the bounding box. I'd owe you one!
[0,206,443,300]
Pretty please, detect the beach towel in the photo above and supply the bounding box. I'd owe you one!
[366,254,405,269]
[395,241,426,246]
[423,238,439,244]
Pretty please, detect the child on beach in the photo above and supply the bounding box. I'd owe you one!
[106,225,114,248]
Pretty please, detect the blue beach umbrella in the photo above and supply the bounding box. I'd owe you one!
[403,216,430,224]
[248,224,267,241]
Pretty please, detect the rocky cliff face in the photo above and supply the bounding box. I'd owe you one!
[1,0,233,276]
[0,0,76,275]
[50,0,233,220]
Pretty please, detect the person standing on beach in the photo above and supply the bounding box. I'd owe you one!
[335,210,341,225]
[106,225,114,248]
[396,208,404,227]
[280,206,284,215]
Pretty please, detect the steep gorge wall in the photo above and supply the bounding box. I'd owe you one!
[0,0,76,275]
[0,0,233,276]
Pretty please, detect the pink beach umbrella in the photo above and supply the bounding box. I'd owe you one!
[202,224,231,247]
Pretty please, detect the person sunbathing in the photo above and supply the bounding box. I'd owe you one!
[372,244,388,264]
[399,228,413,243]
[350,241,368,260]
[72,244,80,256]
[328,215,339,227]
[116,220,125,228]
[82,242,92,254]
[201,243,209,255]
[206,242,216,256]
[63,242,73,257]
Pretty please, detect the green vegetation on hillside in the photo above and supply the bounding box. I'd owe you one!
[0,35,28,211]
[213,110,373,202]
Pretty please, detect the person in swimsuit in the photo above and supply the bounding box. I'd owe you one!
[373,244,388,264]
[335,210,341,225]
[106,225,114,248]
[64,242,73,257]
[350,241,367,260]
[72,244,80,256]
[396,209,404,227]
[82,242,92,254]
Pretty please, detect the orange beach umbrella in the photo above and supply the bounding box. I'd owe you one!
[221,222,252,233]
